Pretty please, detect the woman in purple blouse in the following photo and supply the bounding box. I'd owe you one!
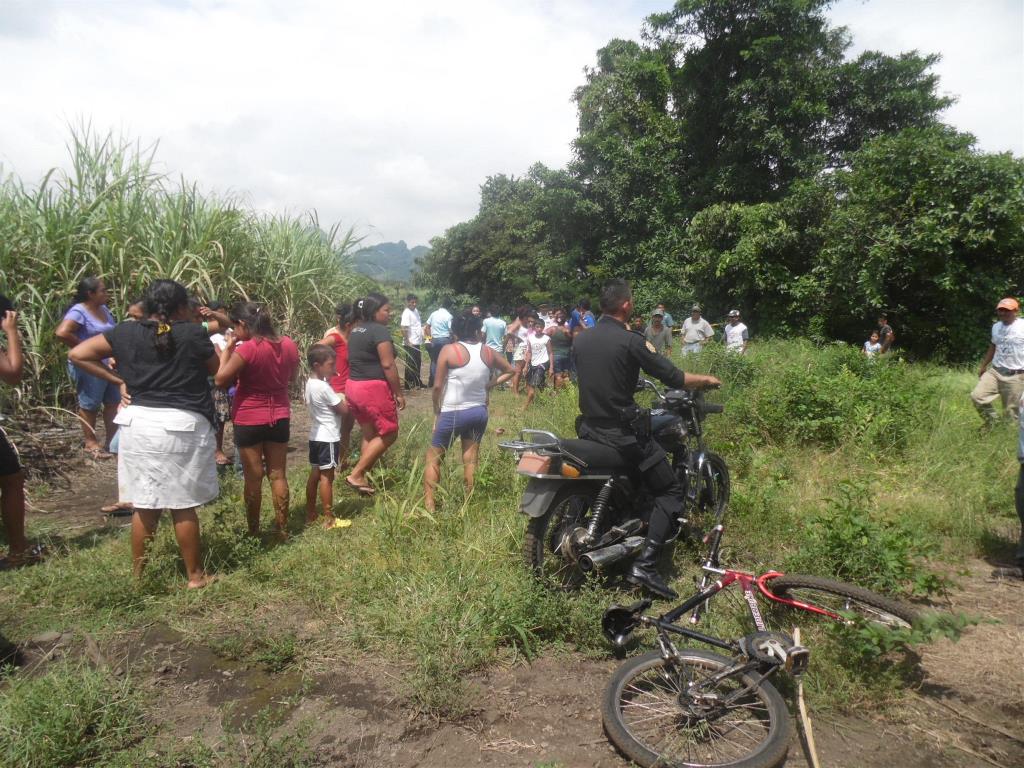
[55,277,120,458]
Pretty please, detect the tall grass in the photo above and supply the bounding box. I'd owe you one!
[0,127,370,408]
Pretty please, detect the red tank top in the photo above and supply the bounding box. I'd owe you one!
[324,328,349,393]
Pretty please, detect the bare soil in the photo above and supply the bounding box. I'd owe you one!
[11,390,1024,767]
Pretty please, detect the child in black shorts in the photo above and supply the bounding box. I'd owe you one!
[304,344,350,529]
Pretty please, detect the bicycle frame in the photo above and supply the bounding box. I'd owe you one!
[664,567,852,630]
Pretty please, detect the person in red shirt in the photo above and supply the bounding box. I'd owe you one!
[316,302,356,468]
[215,302,299,538]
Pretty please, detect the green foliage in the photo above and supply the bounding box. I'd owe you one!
[716,340,931,451]
[416,1,1017,361]
[817,125,1024,360]
[0,126,369,409]
[786,481,947,597]
[0,662,146,767]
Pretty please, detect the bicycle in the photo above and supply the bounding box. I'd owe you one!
[602,596,810,768]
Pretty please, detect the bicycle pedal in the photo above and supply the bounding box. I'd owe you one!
[786,645,810,676]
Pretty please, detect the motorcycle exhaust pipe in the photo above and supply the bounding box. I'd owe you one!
[579,536,646,573]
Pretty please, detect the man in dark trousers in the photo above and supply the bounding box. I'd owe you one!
[572,279,721,599]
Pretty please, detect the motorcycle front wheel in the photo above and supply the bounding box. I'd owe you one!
[602,649,791,768]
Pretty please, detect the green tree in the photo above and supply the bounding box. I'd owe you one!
[816,126,1024,360]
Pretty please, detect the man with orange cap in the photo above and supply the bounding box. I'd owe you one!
[971,297,1024,422]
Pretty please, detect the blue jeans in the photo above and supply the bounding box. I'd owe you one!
[427,337,450,387]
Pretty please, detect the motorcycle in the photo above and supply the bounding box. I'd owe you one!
[498,380,729,588]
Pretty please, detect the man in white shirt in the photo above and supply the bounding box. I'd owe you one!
[400,294,424,389]
[724,309,748,353]
[681,304,715,354]
[972,297,1024,422]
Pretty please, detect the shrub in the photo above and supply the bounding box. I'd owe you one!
[785,481,947,596]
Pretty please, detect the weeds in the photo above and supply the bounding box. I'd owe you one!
[0,661,146,767]
[785,480,951,597]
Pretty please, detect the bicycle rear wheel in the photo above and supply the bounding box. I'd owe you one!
[602,649,791,768]
[766,574,919,629]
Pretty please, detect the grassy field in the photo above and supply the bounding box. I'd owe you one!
[0,340,1019,766]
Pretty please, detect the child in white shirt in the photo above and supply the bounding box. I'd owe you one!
[304,344,350,529]
[523,316,553,409]
[863,331,882,356]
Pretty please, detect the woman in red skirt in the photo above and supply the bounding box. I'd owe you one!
[343,293,405,495]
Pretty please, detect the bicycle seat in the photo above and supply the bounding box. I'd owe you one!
[559,439,631,473]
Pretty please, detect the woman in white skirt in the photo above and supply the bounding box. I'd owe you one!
[70,280,219,588]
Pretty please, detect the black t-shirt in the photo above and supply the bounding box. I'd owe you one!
[572,315,686,421]
[105,321,216,423]
[347,322,395,381]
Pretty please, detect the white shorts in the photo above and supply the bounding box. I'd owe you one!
[115,406,218,509]
[513,343,526,363]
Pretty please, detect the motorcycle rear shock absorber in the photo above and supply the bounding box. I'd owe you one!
[585,478,617,543]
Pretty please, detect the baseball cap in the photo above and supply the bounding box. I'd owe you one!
[996,297,1020,312]
[691,304,702,312]
[652,309,664,317]
[728,309,740,317]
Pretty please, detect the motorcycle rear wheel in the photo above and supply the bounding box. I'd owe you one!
[523,491,598,589]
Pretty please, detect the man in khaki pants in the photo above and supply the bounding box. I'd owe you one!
[972,297,1024,422]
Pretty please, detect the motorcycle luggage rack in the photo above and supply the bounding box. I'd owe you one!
[498,429,588,469]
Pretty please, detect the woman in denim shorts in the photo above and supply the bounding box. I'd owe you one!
[423,312,514,512]
[55,277,120,458]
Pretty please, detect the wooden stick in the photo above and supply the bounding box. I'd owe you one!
[793,627,823,768]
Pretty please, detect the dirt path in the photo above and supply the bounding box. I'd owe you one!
[13,387,1024,767]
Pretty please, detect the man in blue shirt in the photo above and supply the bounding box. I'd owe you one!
[482,306,507,354]
[425,300,453,387]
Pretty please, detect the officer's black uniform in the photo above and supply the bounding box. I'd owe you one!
[572,314,687,599]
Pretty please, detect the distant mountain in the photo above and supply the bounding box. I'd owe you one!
[352,241,429,282]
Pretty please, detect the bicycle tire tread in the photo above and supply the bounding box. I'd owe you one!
[768,574,920,626]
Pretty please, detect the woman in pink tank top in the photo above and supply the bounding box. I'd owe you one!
[215,302,299,538]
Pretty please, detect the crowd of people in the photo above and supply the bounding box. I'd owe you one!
[0,277,1021,585]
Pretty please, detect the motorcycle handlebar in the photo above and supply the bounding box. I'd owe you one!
[702,403,724,414]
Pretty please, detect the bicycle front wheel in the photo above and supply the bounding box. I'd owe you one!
[602,649,791,768]
[767,574,919,629]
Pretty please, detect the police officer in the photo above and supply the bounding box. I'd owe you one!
[572,279,721,599]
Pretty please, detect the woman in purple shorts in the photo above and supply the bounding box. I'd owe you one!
[423,312,514,512]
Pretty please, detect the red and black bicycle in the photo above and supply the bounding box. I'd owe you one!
[600,476,920,768]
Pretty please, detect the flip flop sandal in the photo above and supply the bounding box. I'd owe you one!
[85,448,114,460]
[327,518,353,530]
[344,478,376,496]
[101,503,134,515]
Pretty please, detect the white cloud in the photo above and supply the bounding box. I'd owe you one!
[0,0,1019,246]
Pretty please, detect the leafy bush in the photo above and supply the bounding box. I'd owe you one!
[785,481,947,596]
[719,340,934,451]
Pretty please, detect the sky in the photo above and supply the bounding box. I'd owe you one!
[0,0,1020,248]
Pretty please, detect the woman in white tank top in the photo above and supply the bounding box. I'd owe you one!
[424,312,514,512]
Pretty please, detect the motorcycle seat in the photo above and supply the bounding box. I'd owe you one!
[558,439,632,473]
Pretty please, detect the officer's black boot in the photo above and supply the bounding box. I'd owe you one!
[627,545,678,601]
